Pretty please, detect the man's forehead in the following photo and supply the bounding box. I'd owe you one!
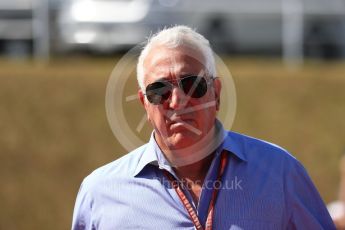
[144,45,206,68]
[143,46,206,78]
[146,67,201,80]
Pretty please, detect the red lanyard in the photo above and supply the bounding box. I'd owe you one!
[163,151,228,230]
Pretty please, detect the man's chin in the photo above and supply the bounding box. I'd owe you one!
[166,132,201,150]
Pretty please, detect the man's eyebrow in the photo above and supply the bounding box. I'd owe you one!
[155,75,192,82]
[180,73,199,78]
[151,72,203,83]
[154,76,171,82]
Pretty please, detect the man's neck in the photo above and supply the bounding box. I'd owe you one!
[173,152,215,182]
[173,152,215,205]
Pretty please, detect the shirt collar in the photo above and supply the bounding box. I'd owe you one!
[220,127,247,162]
[133,120,247,177]
[133,132,172,177]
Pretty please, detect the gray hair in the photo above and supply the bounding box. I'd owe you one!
[136,25,217,90]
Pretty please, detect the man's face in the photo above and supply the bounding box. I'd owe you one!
[139,45,221,151]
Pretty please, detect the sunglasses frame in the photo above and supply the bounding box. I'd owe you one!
[144,75,216,105]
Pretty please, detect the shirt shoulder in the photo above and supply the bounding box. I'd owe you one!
[224,130,302,180]
[226,130,297,162]
[223,131,335,229]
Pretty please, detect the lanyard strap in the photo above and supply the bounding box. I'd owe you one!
[163,150,228,230]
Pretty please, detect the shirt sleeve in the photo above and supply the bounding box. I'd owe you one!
[71,180,94,230]
[285,159,336,229]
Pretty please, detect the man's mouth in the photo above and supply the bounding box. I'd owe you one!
[170,119,193,126]
[168,119,201,135]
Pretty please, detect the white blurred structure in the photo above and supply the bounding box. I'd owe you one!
[56,0,345,60]
[0,0,51,59]
[328,155,345,229]
[1,0,345,59]
[32,0,50,60]
[0,0,33,56]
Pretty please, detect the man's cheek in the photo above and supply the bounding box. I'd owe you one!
[159,120,170,135]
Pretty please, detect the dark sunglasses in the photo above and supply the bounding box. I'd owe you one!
[144,75,213,105]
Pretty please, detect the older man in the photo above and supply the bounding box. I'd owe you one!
[72,26,335,230]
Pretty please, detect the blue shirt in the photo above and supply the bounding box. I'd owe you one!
[72,126,335,230]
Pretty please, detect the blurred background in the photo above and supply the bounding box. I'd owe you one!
[1,0,345,229]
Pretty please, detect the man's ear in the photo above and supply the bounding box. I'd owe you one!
[138,89,146,106]
[138,89,152,123]
[214,78,222,111]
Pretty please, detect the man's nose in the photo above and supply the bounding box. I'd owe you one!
[168,87,188,110]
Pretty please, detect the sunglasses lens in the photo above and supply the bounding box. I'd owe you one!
[145,82,171,104]
[145,76,209,104]
[181,76,208,98]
